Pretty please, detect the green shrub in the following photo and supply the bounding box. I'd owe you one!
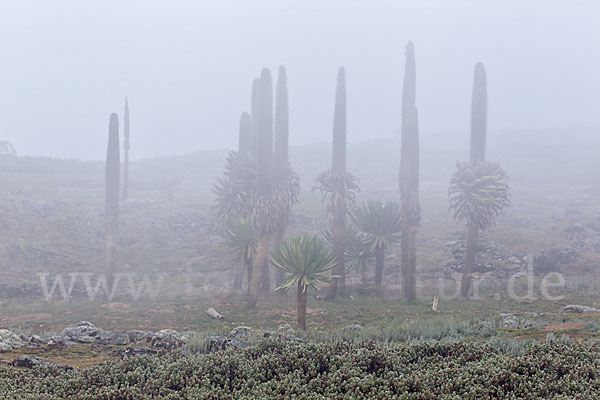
[2,340,600,399]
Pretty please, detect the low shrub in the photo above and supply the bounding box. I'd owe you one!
[2,340,600,399]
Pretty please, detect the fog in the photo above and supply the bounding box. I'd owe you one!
[4,3,600,396]
[1,0,598,160]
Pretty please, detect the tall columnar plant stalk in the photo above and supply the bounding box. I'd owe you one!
[238,112,252,157]
[399,41,421,301]
[242,77,262,294]
[461,62,488,298]
[324,67,349,300]
[273,65,290,289]
[216,70,298,304]
[250,78,262,162]
[248,68,274,308]
[122,97,130,201]
[105,113,120,287]
[471,63,487,162]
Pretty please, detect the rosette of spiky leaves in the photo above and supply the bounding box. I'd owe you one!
[314,169,360,218]
[251,166,299,234]
[222,217,257,265]
[449,160,510,230]
[272,235,336,292]
[352,200,402,251]
[212,151,256,222]
[323,224,372,273]
[272,165,300,230]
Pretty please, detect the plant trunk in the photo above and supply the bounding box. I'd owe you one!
[461,224,479,299]
[245,257,253,296]
[261,259,271,293]
[360,262,368,284]
[401,224,409,298]
[232,261,244,291]
[375,245,385,286]
[325,198,345,299]
[105,113,120,290]
[401,224,418,301]
[406,227,417,300]
[106,216,118,289]
[122,98,129,201]
[470,63,487,162]
[248,234,269,308]
[274,230,287,293]
[122,151,129,201]
[399,42,420,301]
[325,68,347,300]
[297,281,307,330]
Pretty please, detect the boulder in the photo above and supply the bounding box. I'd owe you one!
[499,313,519,329]
[97,331,130,345]
[155,329,181,341]
[60,321,100,343]
[152,330,183,350]
[561,305,600,313]
[0,342,12,353]
[230,326,253,339]
[10,356,72,370]
[47,336,70,349]
[26,335,46,349]
[205,335,249,351]
[127,330,154,343]
[0,329,24,352]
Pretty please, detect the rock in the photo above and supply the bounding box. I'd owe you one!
[97,331,130,345]
[561,305,600,313]
[126,330,154,343]
[10,356,72,370]
[508,256,522,264]
[0,329,24,352]
[499,313,519,329]
[152,330,183,350]
[155,329,181,341]
[230,326,253,339]
[205,307,224,320]
[522,319,536,329]
[47,336,70,349]
[205,335,249,351]
[26,335,46,349]
[60,321,100,343]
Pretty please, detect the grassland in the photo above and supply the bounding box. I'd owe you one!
[1,134,600,372]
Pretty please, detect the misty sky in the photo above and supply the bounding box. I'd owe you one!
[0,0,598,160]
